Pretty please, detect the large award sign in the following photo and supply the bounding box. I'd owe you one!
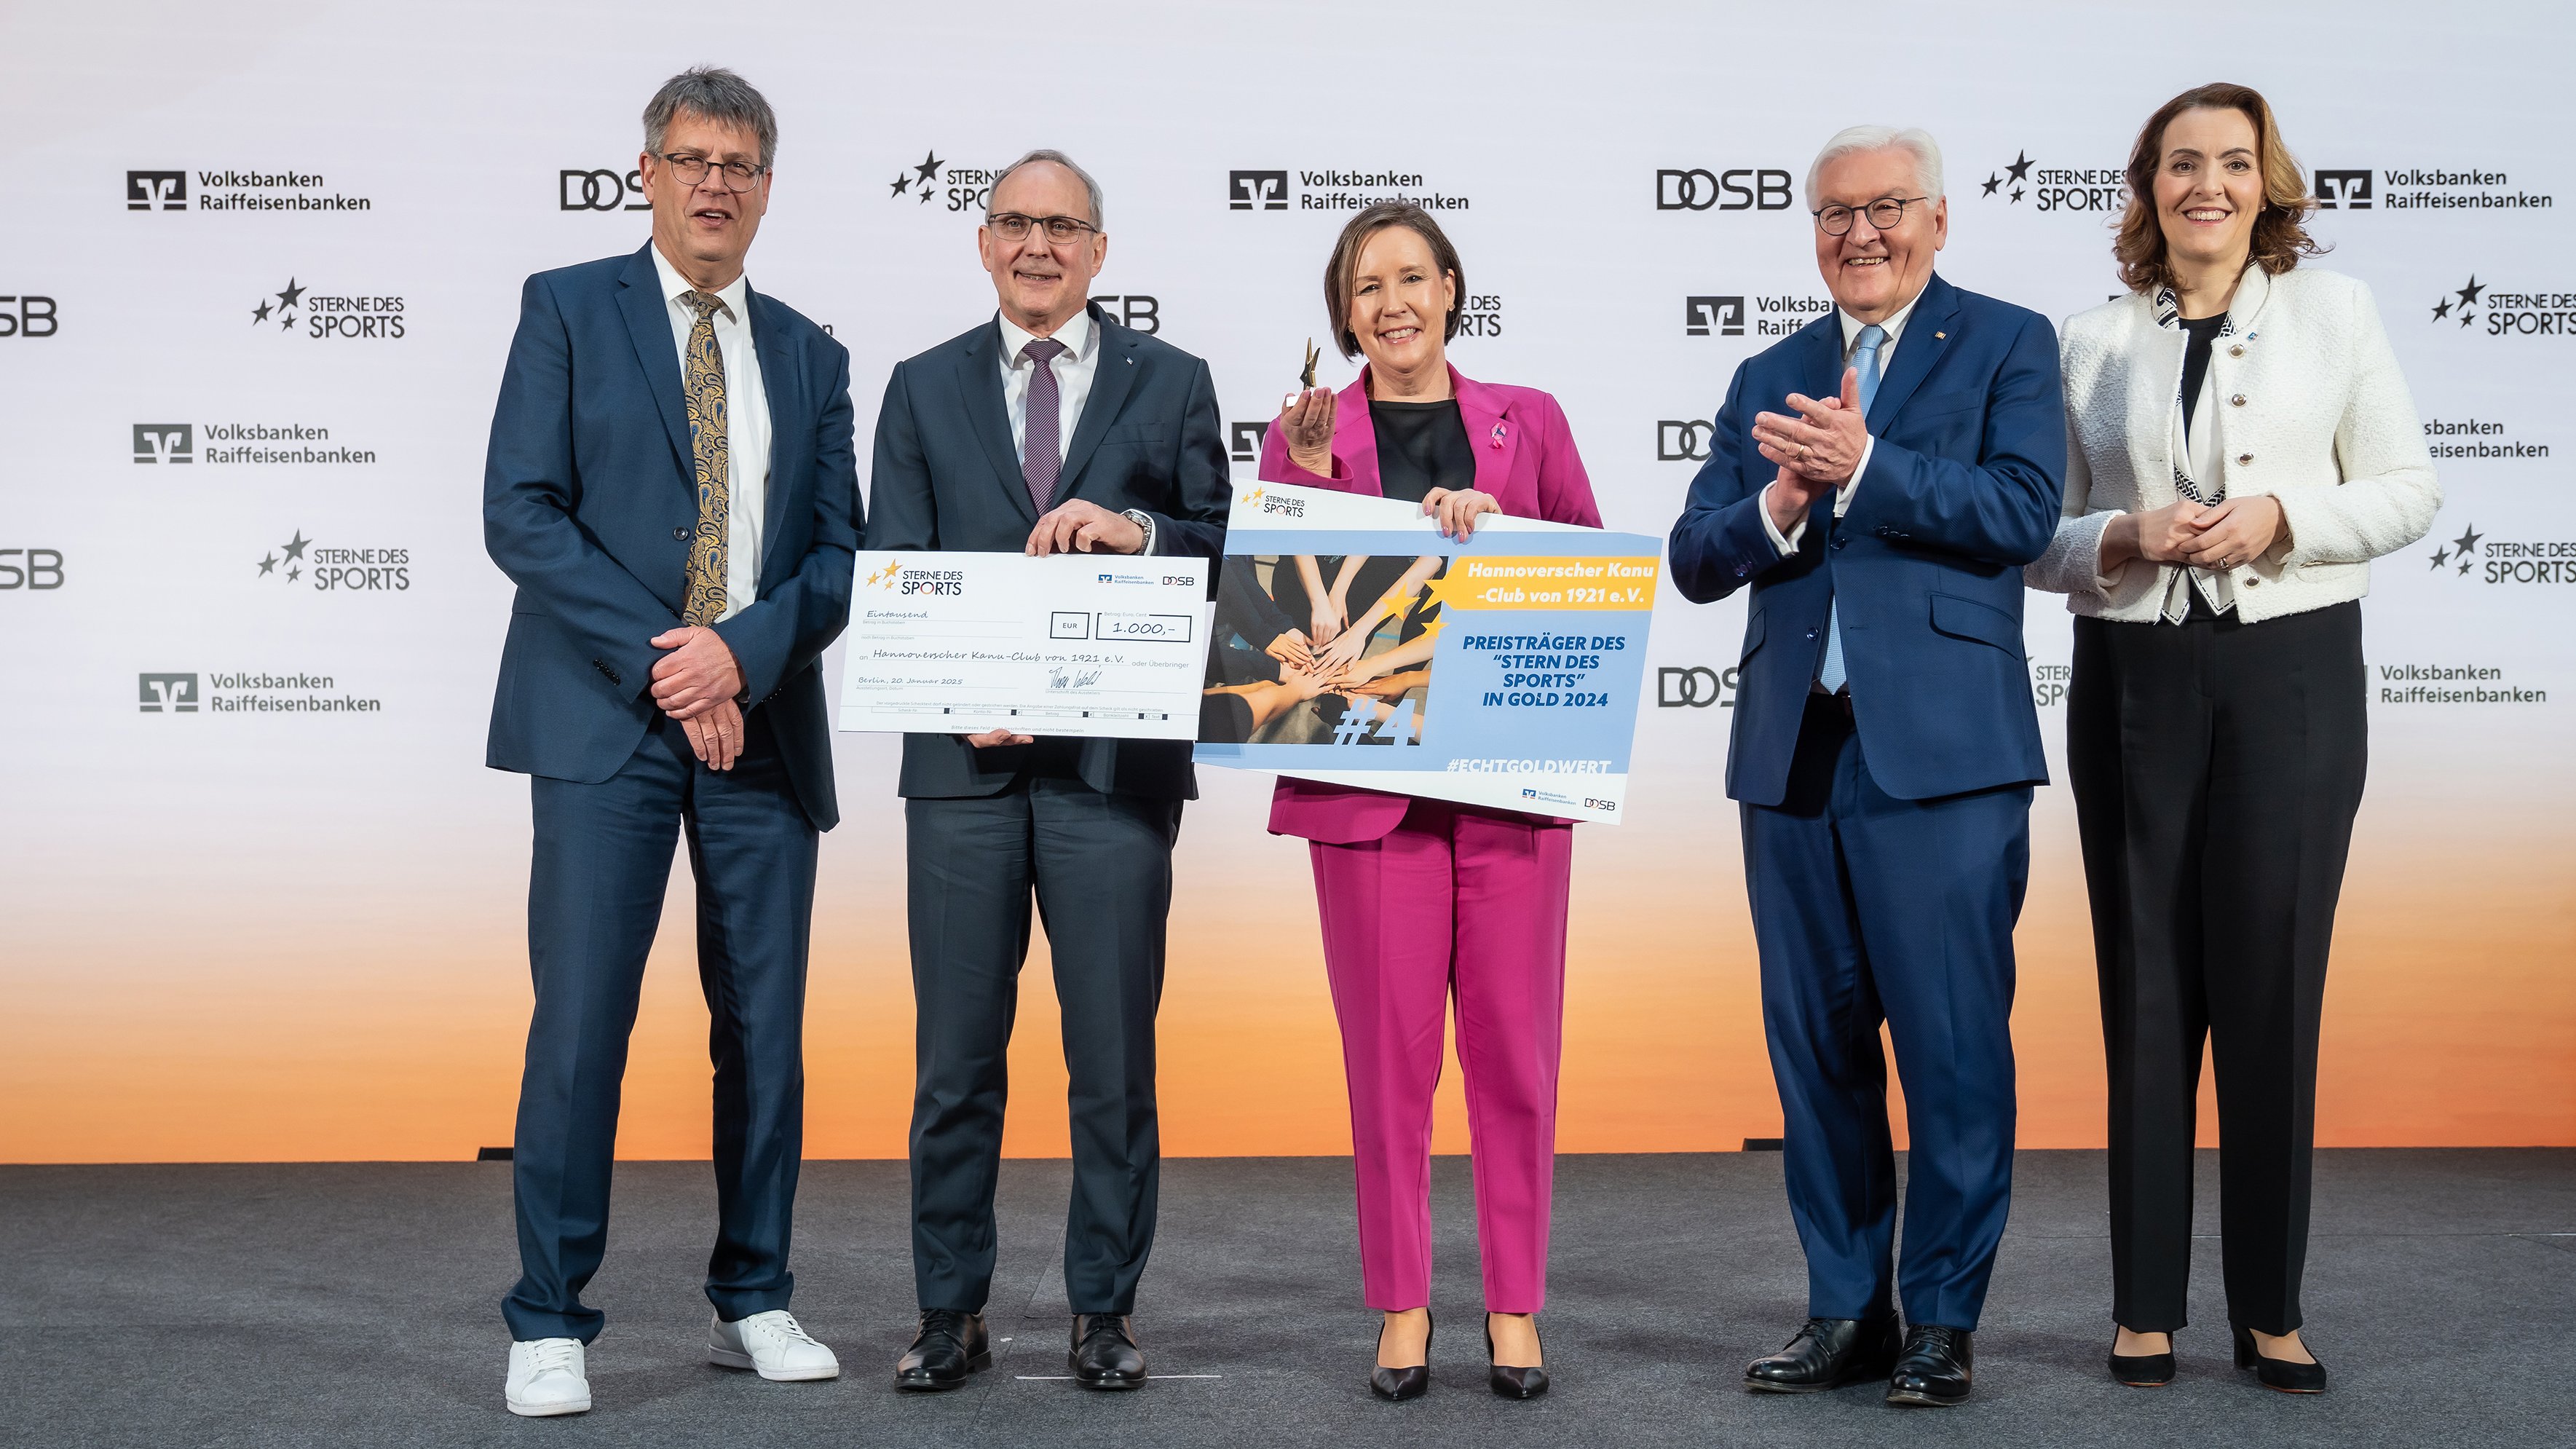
[1193,483,1660,822]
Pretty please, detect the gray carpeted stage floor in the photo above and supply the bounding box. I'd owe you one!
[3,1150,2568,1448]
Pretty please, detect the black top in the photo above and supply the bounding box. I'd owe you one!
[2178,314,2228,438]
[1368,398,1476,505]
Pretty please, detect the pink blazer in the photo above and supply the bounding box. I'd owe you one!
[1257,364,1603,844]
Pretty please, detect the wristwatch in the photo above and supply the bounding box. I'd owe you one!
[1120,508,1157,556]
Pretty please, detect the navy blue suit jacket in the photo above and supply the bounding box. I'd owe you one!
[866,303,1230,800]
[484,244,860,830]
[1668,273,2063,805]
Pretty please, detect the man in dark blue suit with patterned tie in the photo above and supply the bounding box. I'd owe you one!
[1668,126,2065,1407]
[866,149,1229,1394]
[481,68,855,1416]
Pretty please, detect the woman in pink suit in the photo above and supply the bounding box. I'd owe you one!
[1259,202,1600,1402]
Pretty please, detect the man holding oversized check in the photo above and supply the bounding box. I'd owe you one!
[855,149,1228,1393]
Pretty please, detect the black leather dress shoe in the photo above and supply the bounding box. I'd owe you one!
[1070,1314,1147,1390]
[1370,1311,1432,1402]
[2233,1326,2327,1394]
[1485,1317,1548,1399]
[1744,1315,1900,1393]
[1885,1324,1973,1407]
[895,1308,990,1391]
[2109,1330,2176,1387]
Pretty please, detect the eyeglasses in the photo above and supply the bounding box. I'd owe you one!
[656,152,767,192]
[986,211,1100,244]
[1813,195,1928,236]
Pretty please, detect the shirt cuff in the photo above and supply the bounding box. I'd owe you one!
[1758,481,1806,555]
[1836,435,1873,518]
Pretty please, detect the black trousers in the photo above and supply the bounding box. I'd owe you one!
[905,773,1182,1315]
[2069,598,2366,1335]
[506,710,817,1343]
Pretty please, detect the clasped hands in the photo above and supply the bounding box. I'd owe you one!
[1754,366,1869,533]
[2102,495,2288,575]
[648,625,745,771]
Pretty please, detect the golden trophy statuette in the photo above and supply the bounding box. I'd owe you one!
[1300,338,1319,391]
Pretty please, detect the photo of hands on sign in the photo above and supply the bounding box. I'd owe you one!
[1199,553,1444,746]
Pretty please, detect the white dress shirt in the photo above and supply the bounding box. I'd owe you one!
[649,242,768,622]
[997,305,1099,467]
[1761,291,1921,555]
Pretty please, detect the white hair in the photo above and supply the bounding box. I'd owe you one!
[1804,125,1944,209]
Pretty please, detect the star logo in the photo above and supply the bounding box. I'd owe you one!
[255,278,307,333]
[258,532,312,585]
[2004,150,2035,183]
[863,560,901,589]
[2430,523,2482,577]
[277,277,306,309]
[913,151,943,184]
[2434,275,2485,328]
[1980,173,2001,197]
[252,299,273,325]
[889,173,911,197]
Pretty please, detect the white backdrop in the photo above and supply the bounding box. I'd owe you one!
[4,0,2569,1161]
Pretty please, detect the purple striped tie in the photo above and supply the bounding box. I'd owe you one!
[1021,337,1068,512]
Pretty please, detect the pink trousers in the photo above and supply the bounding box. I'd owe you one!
[1309,799,1573,1313]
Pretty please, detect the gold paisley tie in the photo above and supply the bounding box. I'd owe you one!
[679,289,732,627]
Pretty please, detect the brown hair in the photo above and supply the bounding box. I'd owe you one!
[1321,202,1463,360]
[2114,82,2322,296]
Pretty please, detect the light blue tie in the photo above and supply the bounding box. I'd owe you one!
[1817,323,1885,695]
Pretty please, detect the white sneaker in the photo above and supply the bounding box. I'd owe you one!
[708,1308,841,1381]
[505,1338,592,1416]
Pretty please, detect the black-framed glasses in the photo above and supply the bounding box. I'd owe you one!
[657,152,767,192]
[1813,195,1928,236]
[986,211,1100,244]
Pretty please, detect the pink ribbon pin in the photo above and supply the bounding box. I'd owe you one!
[1490,422,1507,449]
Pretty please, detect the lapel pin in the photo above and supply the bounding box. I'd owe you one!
[1935,331,1946,340]
[1490,422,1508,449]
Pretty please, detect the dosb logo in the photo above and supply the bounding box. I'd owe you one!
[139,673,199,712]
[1,548,65,589]
[0,295,58,336]
[1229,170,1289,210]
[127,170,186,210]
[1686,296,1746,336]
[134,423,193,464]
[1657,666,1735,708]
[2314,168,2372,209]
[1088,295,1160,335]
[1657,419,1715,462]
[1229,421,1270,463]
[1655,168,1793,211]
[559,167,647,211]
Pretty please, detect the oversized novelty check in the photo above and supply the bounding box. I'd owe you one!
[1193,483,1659,823]
[836,552,1212,741]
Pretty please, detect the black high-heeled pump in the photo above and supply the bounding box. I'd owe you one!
[2107,1329,2176,1387]
[1485,1315,1549,1399]
[2232,1326,2327,1394]
[1370,1311,1432,1402]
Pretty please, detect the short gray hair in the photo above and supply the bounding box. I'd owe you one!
[990,148,1106,231]
[1805,125,1944,209]
[643,66,777,170]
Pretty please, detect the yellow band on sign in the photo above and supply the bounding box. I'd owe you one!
[1423,556,1662,612]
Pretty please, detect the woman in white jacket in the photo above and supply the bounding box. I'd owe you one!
[2026,82,2437,1395]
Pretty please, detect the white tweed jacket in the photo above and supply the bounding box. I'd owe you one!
[2025,264,2441,622]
